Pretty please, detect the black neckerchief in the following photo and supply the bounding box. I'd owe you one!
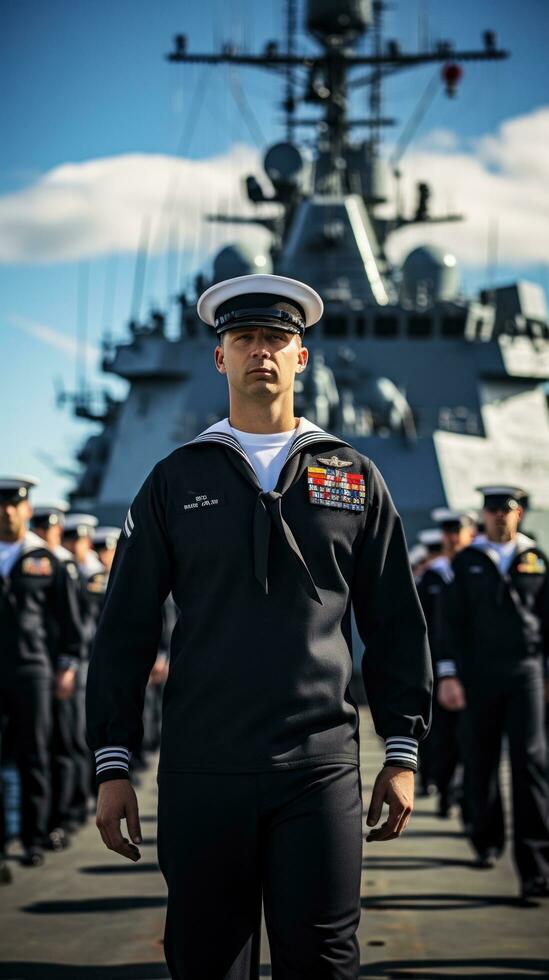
[185,425,354,604]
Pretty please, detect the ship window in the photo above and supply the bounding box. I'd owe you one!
[407,315,432,338]
[441,314,465,337]
[355,316,368,337]
[324,315,348,336]
[374,315,398,337]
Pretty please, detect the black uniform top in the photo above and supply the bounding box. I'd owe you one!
[439,533,549,681]
[416,556,453,667]
[86,420,432,783]
[0,532,84,676]
[77,553,109,652]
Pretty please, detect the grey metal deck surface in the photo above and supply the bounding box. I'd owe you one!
[1,708,548,979]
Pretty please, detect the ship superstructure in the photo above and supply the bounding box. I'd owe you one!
[67,1,549,543]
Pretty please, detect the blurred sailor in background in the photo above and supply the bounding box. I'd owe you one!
[439,486,549,902]
[32,502,80,850]
[417,509,476,817]
[415,526,444,794]
[63,514,102,828]
[0,479,83,871]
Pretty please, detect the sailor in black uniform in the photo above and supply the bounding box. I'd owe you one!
[439,486,549,901]
[32,502,79,849]
[63,513,102,828]
[0,478,83,867]
[31,501,69,556]
[415,527,444,793]
[94,526,120,578]
[417,508,476,816]
[87,273,432,979]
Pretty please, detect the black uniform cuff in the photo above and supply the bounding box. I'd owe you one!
[96,769,131,785]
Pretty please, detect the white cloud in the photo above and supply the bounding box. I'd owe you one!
[4,312,99,366]
[0,146,272,264]
[0,108,548,271]
[385,105,549,269]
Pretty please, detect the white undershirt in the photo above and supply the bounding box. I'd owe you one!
[474,535,517,575]
[0,539,23,577]
[229,425,298,492]
[485,539,517,575]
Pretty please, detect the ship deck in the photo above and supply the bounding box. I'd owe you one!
[1,708,548,979]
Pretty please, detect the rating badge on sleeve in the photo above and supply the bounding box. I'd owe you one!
[307,466,366,512]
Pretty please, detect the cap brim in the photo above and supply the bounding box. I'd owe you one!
[197,274,323,329]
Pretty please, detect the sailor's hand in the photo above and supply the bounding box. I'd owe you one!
[438,677,466,711]
[366,767,414,842]
[96,780,142,862]
[55,668,76,700]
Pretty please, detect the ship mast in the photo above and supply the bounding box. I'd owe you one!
[166,1,508,202]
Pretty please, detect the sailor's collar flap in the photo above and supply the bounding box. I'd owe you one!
[183,417,352,469]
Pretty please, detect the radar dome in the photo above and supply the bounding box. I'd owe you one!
[264,142,305,188]
[401,245,458,305]
[212,244,272,283]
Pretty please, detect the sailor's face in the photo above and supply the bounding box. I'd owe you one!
[442,525,475,557]
[215,326,308,398]
[0,500,31,541]
[35,524,62,549]
[64,535,92,563]
[482,504,523,542]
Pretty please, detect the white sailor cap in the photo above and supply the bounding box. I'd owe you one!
[0,476,38,504]
[197,273,324,336]
[408,543,428,567]
[418,528,443,549]
[476,485,529,510]
[431,507,477,529]
[63,513,99,538]
[94,526,121,550]
[31,501,69,529]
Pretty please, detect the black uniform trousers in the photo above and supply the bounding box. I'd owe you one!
[463,659,549,882]
[157,763,363,980]
[0,671,52,849]
[49,695,76,832]
[430,698,463,806]
[69,661,91,824]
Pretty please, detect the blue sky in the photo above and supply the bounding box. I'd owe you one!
[1,0,548,501]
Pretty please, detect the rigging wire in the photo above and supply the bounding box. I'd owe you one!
[228,67,267,148]
[165,221,178,317]
[130,216,151,324]
[389,68,440,168]
[101,254,118,345]
[146,66,210,303]
[76,262,89,394]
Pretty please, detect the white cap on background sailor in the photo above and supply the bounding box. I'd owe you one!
[197,273,324,337]
[417,528,443,554]
[63,514,99,540]
[31,501,69,530]
[476,486,529,511]
[408,543,428,569]
[431,508,477,531]
[94,526,121,551]
[475,483,529,511]
[0,476,38,505]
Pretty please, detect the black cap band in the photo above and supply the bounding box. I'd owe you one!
[483,496,521,512]
[0,487,28,504]
[32,513,61,529]
[214,292,306,335]
[215,308,304,335]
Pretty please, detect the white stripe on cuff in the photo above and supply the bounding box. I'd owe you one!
[94,746,131,775]
[384,736,418,769]
[437,660,457,678]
